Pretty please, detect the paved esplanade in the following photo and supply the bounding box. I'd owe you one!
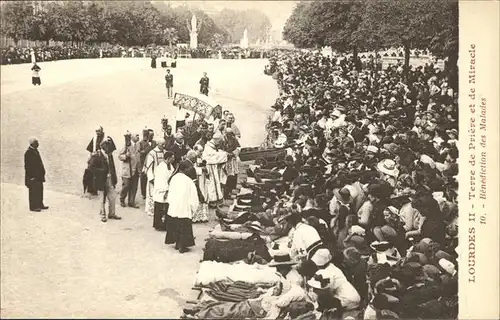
[0,58,278,317]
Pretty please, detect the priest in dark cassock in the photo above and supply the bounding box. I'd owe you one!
[84,126,105,196]
[168,132,190,167]
[199,72,209,96]
[86,126,105,154]
[24,137,48,212]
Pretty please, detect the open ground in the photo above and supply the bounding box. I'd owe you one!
[0,57,278,318]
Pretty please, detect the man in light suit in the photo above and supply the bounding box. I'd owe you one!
[118,132,140,208]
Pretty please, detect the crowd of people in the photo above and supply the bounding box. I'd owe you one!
[83,106,243,253]
[181,50,459,320]
[30,44,459,318]
[1,44,277,65]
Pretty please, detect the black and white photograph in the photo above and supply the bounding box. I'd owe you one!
[0,0,498,319]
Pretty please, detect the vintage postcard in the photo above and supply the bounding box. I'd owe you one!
[0,0,499,319]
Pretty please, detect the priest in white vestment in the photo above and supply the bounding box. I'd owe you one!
[202,137,227,207]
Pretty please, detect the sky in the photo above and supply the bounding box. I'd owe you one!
[165,1,298,33]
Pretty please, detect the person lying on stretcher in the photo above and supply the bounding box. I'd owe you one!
[184,253,310,319]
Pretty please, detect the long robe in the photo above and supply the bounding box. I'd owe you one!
[202,142,227,203]
[166,172,199,248]
[167,173,199,219]
[143,147,164,216]
[193,159,209,222]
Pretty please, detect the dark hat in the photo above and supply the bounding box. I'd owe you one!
[268,252,297,267]
[343,247,362,267]
[385,125,397,134]
[367,184,387,198]
[373,226,398,242]
[333,187,352,204]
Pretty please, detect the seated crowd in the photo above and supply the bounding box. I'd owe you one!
[182,50,458,320]
[1,44,281,65]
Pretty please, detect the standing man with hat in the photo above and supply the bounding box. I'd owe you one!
[24,137,48,212]
[199,72,210,96]
[99,137,122,222]
[118,131,140,208]
[165,69,174,99]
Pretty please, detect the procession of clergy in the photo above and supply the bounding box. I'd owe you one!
[84,105,241,253]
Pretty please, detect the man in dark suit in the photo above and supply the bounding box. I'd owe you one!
[24,137,48,212]
[168,132,190,167]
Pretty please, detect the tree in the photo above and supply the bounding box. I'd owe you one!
[213,8,271,44]
[27,2,59,45]
[360,0,445,80]
[304,1,367,60]
[216,8,271,44]
[1,1,34,45]
[210,33,226,49]
[283,2,316,48]
[427,0,458,89]
[162,27,178,48]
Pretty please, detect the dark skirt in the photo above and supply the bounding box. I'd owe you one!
[32,76,41,85]
[165,214,176,244]
[176,218,195,248]
[165,216,195,248]
[153,202,168,231]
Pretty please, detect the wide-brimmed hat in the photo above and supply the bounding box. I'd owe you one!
[268,252,297,267]
[247,221,264,233]
[333,187,352,204]
[366,145,379,154]
[307,269,331,289]
[420,154,436,169]
[390,187,416,200]
[330,110,342,118]
[310,248,332,268]
[343,247,362,267]
[377,159,400,178]
[336,106,347,113]
[446,128,458,136]
[344,234,371,255]
[370,241,394,252]
[373,226,398,242]
[438,258,456,276]
[383,143,400,156]
[422,264,442,279]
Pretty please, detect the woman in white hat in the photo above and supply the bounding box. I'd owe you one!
[376,159,400,187]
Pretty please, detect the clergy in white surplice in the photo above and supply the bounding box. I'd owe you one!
[143,139,166,216]
[202,137,227,206]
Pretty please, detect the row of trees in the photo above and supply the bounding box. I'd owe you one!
[283,0,458,80]
[212,8,271,44]
[0,1,272,48]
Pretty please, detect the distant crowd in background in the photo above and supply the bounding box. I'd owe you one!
[0,44,278,65]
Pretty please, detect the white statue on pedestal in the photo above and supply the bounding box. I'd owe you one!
[187,15,202,49]
[30,49,36,63]
[240,28,249,49]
